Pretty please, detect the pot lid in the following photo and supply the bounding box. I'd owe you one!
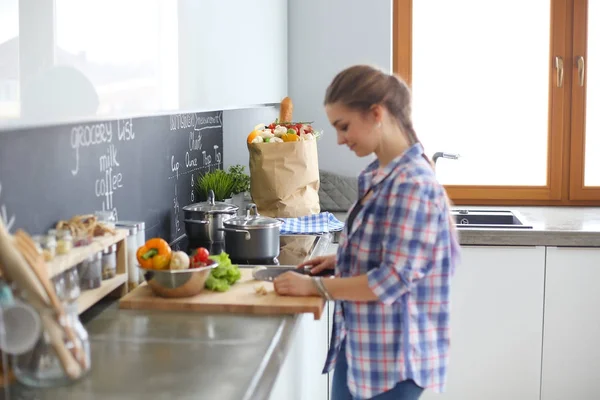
[182,190,238,214]
[224,204,282,229]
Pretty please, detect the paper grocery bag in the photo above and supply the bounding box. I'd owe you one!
[248,140,320,218]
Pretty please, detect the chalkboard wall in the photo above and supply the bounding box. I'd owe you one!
[0,111,224,242]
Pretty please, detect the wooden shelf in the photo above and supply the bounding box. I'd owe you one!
[77,273,127,315]
[47,229,128,278]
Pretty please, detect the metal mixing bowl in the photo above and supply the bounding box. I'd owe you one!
[138,261,217,298]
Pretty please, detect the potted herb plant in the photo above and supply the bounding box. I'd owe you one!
[196,169,236,202]
[228,165,251,211]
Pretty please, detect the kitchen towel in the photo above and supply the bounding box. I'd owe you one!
[279,212,345,235]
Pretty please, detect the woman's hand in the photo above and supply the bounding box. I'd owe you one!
[297,255,336,275]
[273,272,318,297]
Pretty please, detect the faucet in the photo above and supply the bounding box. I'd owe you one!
[432,152,460,167]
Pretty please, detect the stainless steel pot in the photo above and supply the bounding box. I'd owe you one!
[220,204,282,260]
[182,190,239,243]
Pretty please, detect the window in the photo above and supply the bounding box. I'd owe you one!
[394,0,599,205]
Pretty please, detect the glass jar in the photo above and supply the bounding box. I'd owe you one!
[94,210,116,229]
[12,303,91,388]
[52,274,66,301]
[115,224,138,290]
[43,234,57,261]
[64,267,80,302]
[55,230,73,255]
[101,245,117,280]
[116,221,145,284]
[78,253,102,290]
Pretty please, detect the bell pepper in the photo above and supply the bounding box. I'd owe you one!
[136,238,172,270]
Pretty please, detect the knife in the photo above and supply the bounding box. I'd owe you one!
[251,265,333,282]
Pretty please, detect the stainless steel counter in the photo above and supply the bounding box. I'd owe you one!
[5,234,332,400]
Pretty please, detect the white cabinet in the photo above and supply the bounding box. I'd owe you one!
[422,246,546,400]
[178,0,287,111]
[541,247,600,400]
[269,313,330,400]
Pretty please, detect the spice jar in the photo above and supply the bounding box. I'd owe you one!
[42,235,57,261]
[115,224,138,290]
[94,210,116,229]
[64,267,80,302]
[116,221,145,284]
[56,230,73,255]
[12,303,91,387]
[101,245,117,280]
[78,253,102,290]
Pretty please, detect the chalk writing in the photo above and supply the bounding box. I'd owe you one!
[190,174,195,202]
[117,118,135,141]
[95,143,123,215]
[171,156,180,180]
[70,122,113,176]
[189,131,202,151]
[185,152,198,168]
[170,113,196,131]
[173,183,180,234]
[202,151,212,166]
[0,182,15,232]
[214,145,221,165]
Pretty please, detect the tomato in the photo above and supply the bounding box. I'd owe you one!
[195,247,210,263]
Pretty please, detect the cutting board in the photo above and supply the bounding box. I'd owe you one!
[118,269,325,319]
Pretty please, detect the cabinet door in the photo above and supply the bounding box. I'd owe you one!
[269,314,329,400]
[541,247,600,400]
[422,246,545,400]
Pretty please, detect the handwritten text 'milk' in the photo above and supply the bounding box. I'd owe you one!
[70,119,134,176]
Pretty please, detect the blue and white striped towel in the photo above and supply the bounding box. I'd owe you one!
[279,212,345,235]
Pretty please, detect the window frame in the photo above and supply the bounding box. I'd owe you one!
[393,0,600,206]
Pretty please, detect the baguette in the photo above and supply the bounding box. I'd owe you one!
[279,97,293,123]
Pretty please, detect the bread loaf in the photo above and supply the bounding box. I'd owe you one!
[279,97,293,123]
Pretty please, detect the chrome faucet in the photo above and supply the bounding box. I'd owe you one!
[432,152,460,167]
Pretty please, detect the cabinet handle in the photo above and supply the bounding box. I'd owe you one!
[576,56,585,86]
[555,56,564,88]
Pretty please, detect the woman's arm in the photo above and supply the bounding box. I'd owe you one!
[320,275,379,302]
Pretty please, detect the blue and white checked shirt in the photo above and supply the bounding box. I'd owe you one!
[323,143,461,399]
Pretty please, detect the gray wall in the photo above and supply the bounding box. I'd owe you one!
[288,0,393,177]
[222,106,279,170]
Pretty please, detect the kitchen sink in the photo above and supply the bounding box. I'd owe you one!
[451,209,533,229]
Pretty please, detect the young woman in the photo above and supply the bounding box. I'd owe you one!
[273,65,461,400]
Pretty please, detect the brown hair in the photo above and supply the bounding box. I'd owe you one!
[326,65,458,232]
[324,64,420,146]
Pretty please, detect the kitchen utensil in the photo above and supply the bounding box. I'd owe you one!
[220,203,282,260]
[138,261,218,298]
[183,190,239,242]
[0,221,83,380]
[251,265,333,282]
[120,269,325,319]
[0,295,41,356]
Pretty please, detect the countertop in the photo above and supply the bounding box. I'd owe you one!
[8,304,299,400]
[334,206,600,247]
[5,235,333,400]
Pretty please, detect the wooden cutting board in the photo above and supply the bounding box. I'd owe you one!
[118,269,325,320]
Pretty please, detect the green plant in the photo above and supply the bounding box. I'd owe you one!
[228,165,250,195]
[196,169,236,201]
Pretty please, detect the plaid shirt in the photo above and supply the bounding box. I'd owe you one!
[323,143,461,399]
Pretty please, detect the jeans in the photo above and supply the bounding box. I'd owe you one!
[331,340,424,400]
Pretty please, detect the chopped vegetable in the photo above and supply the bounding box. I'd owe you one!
[205,251,242,292]
[136,238,172,270]
[169,251,190,270]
